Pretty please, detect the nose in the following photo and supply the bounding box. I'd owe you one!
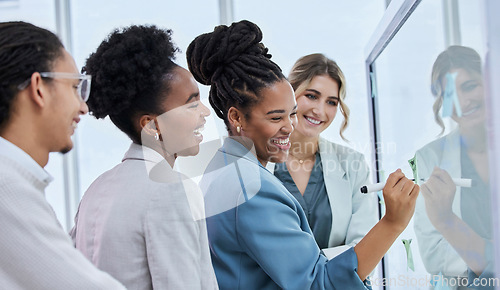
[200,101,211,117]
[282,116,294,134]
[311,102,324,117]
[79,101,89,115]
[457,89,472,105]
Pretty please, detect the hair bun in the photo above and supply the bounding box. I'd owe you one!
[187,20,269,86]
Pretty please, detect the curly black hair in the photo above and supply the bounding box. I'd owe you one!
[0,21,63,131]
[83,25,179,143]
[186,20,284,130]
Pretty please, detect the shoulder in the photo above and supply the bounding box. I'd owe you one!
[250,168,299,208]
[415,131,459,161]
[0,162,40,201]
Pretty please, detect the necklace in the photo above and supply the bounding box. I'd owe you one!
[288,152,315,164]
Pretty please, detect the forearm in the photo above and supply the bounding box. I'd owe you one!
[354,217,404,280]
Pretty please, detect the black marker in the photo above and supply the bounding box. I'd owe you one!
[360,178,472,194]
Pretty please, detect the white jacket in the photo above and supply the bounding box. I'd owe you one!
[269,137,379,259]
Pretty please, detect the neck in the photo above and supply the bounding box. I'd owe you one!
[258,157,268,168]
[460,125,487,153]
[289,131,319,160]
[143,140,177,168]
[232,137,267,167]
[1,129,49,168]
[157,146,177,168]
[163,154,176,168]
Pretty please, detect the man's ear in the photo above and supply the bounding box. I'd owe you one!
[28,73,47,108]
[227,106,244,129]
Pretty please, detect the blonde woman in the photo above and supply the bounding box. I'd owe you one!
[271,53,378,259]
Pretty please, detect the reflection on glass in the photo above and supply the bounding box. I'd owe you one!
[414,45,493,288]
[369,1,496,289]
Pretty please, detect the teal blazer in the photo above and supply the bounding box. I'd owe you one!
[200,137,368,290]
[268,137,378,259]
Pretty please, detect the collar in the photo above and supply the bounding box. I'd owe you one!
[122,142,181,182]
[0,136,53,184]
[220,137,264,169]
[122,142,166,164]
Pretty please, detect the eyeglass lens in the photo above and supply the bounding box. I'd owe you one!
[79,78,90,102]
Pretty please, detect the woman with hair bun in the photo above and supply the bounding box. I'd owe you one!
[188,20,418,289]
[71,25,218,289]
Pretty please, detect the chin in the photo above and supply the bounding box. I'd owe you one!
[298,125,319,138]
[268,152,288,164]
[177,145,200,157]
[59,145,73,154]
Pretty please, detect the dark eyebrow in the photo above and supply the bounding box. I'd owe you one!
[305,89,321,95]
[266,109,285,115]
[185,92,200,104]
[266,105,297,115]
[307,89,339,100]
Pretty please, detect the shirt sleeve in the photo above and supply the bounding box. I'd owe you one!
[0,180,125,290]
[235,181,368,290]
[467,264,496,289]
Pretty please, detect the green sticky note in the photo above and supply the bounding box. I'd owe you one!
[402,239,415,271]
[408,155,418,182]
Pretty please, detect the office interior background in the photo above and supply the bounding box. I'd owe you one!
[2,0,499,288]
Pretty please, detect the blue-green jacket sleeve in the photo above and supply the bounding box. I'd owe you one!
[235,179,369,290]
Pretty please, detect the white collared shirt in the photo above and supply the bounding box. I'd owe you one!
[0,136,53,184]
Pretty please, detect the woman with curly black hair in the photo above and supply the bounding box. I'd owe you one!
[188,20,418,289]
[70,25,218,289]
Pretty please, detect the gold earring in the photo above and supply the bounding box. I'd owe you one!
[236,126,241,134]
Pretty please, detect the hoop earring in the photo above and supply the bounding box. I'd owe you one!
[155,132,160,141]
[236,126,241,134]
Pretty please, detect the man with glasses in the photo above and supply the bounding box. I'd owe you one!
[0,21,124,289]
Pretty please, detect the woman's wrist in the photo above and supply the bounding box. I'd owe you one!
[379,216,407,234]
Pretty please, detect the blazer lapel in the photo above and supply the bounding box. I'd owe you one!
[318,138,351,245]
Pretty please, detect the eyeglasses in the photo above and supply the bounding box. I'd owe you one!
[17,72,92,102]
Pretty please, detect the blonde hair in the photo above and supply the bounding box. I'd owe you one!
[288,53,350,141]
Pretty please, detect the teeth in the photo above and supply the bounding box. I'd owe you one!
[72,121,77,129]
[194,125,204,135]
[462,106,479,116]
[305,116,321,125]
[272,138,289,145]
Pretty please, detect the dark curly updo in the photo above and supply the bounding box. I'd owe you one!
[83,25,179,143]
[186,20,285,130]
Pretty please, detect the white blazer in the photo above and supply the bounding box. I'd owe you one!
[268,137,379,259]
[413,129,468,277]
